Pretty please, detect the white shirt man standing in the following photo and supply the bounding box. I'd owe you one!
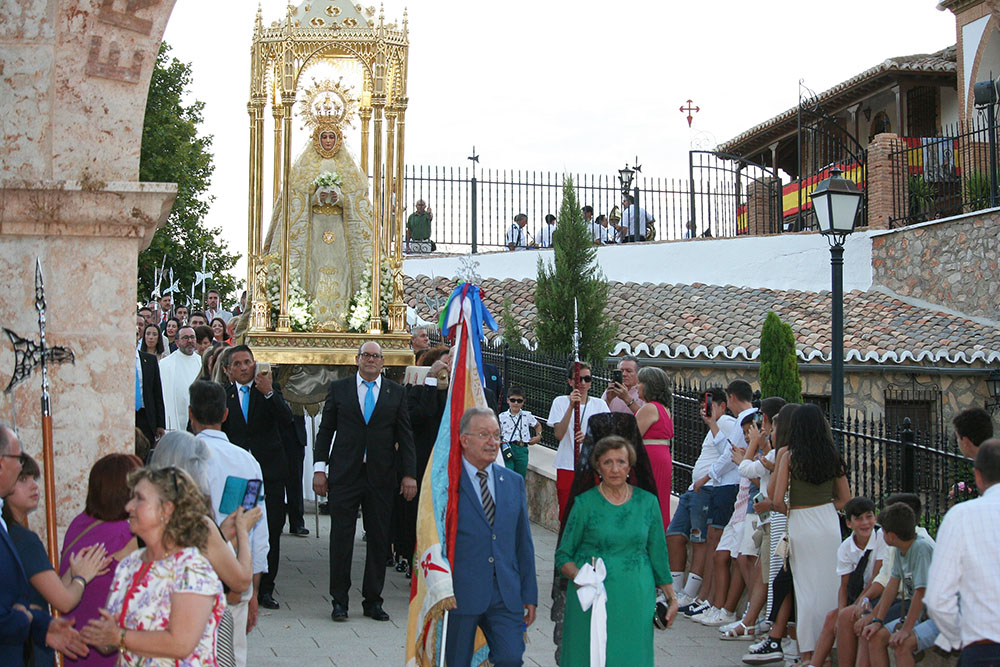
[618,194,654,243]
[205,289,233,324]
[505,214,531,251]
[188,380,269,667]
[547,361,610,520]
[925,439,1000,662]
[536,214,557,248]
[159,326,202,430]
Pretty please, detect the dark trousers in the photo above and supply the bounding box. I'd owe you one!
[328,475,392,609]
[135,409,154,448]
[446,576,525,667]
[960,643,1000,667]
[283,416,306,532]
[259,476,286,596]
[393,492,417,563]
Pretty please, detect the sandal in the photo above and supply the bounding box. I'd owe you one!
[721,621,757,641]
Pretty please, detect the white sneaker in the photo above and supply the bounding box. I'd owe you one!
[675,591,695,608]
[688,605,717,623]
[782,638,800,663]
[742,637,784,665]
[700,608,736,627]
[682,598,711,617]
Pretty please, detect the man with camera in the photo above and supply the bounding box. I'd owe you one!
[601,355,645,415]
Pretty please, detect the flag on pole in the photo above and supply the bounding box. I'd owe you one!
[406,283,498,667]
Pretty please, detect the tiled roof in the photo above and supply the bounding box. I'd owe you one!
[404,275,1000,365]
[718,45,957,155]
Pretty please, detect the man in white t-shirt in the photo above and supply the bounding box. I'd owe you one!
[547,361,610,520]
[505,213,531,251]
[536,214,557,248]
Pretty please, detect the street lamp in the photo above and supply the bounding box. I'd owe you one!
[618,159,642,242]
[810,167,863,426]
[618,164,635,195]
[987,368,1000,414]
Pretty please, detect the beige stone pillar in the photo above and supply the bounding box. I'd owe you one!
[0,0,178,532]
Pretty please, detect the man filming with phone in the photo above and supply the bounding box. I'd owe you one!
[189,379,269,667]
[221,345,294,613]
[601,355,645,415]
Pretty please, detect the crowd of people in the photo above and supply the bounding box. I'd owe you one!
[2,311,997,666]
[504,197,657,251]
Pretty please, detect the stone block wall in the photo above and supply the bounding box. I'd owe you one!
[871,210,1000,321]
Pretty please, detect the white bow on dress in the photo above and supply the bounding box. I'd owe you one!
[574,557,608,667]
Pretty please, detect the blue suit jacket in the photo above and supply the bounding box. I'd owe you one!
[452,463,537,614]
[0,522,50,664]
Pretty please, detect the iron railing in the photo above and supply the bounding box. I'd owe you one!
[889,115,1000,227]
[482,344,975,532]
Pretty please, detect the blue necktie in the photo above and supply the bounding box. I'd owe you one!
[240,385,250,422]
[362,381,376,423]
[135,361,143,411]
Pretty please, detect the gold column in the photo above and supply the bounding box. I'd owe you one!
[272,101,283,206]
[253,101,265,258]
[277,52,295,332]
[383,107,396,256]
[369,99,383,334]
[388,104,407,333]
[360,85,372,176]
[246,101,258,314]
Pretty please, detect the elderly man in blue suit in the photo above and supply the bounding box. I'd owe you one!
[0,423,88,664]
[447,407,538,667]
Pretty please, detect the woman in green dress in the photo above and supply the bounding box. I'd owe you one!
[555,435,680,666]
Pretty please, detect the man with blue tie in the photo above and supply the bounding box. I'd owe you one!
[0,423,88,664]
[447,407,538,667]
[313,341,417,623]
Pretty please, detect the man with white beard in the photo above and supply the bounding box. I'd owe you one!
[159,326,202,430]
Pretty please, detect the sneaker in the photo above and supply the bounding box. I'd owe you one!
[741,637,784,665]
[674,591,695,608]
[681,598,709,616]
[782,638,800,664]
[683,599,711,618]
[700,608,736,627]
[687,604,716,622]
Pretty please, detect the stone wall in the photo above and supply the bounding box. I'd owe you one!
[871,210,1000,321]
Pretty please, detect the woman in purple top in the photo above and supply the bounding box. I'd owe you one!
[59,453,143,666]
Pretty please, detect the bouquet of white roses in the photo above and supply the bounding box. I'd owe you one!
[346,257,393,332]
[266,265,316,332]
[313,171,342,189]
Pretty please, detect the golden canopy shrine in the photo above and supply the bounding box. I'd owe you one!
[243,0,412,367]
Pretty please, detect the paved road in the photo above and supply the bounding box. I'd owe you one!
[250,505,748,666]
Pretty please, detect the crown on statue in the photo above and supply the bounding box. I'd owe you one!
[299,77,358,131]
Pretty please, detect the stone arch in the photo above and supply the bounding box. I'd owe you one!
[966,13,1000,119]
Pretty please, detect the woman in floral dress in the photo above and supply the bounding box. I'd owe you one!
[81,467,224,666]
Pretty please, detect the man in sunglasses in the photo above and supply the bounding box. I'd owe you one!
[547,361,610,519]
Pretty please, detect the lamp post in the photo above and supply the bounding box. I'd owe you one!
[810,168,863,427]
[987,368,1000,414]
[618,159,641,242]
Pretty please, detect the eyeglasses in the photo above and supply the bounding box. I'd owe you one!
[578,376,593,383]
[359,352,383,360]
[178,335,196,341]
[507,398,523,404]
[0,454,22,463]
[465,432,501,442]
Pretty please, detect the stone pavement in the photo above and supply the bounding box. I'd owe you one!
[250,505,748,666]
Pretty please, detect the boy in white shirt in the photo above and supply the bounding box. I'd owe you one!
[807,496,886,667]
[498,386,541,478]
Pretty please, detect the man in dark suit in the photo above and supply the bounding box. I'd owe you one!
[446,407,537,667]
[312,341,417,623]
[0,424,87,664]
[221,345,293,611]
[135,349,165,447]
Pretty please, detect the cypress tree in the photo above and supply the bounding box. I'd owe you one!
[534,177,616,361]
[759,311,803,403]
[501,297,524,350]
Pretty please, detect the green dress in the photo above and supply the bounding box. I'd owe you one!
[554,486,671,667]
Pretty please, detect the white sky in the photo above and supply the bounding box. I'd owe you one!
[162,0,955,285]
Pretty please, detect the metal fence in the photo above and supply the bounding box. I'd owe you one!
[889,115,1000,227]
[399,166,693,253]
[482,344,975,531]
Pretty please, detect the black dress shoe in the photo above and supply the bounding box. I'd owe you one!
[331,603,348,622]
[363,604,390,621]
[395,558,408,573]
[290,527,310,537]
[258,592,279,610]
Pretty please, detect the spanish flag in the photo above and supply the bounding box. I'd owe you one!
[405,283,498,667]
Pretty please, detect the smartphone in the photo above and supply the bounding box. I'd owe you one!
[611,369,623,385]
[241,479,263,511]
[257,361,271,377]
[704,392,712,417]
[753,491,770,520]
[219,476,262,515]
[754,411,764,428]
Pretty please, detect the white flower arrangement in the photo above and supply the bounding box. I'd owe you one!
[346,257,393,332]
[266,265,316,332]
[313,171,342,189]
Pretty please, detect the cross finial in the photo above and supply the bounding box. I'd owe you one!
[679,99,700,127]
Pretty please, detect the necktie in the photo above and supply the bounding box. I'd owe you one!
[240,385,249,422]
[477,470,495,525]
[362,380,376,423]
[135,361,143,411]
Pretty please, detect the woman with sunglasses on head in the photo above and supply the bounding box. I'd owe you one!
[81,466,225,666]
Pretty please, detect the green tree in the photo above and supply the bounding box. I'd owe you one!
[500,297,524,350]
[137,43,240,306]
[759,311,803,403]
[534,177,616,361]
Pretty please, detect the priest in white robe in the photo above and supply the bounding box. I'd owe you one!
[158,325,203,431]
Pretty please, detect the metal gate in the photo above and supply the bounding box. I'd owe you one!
[688,150,783,237]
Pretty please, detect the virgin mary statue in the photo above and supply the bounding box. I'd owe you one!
[262,120,374,328]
